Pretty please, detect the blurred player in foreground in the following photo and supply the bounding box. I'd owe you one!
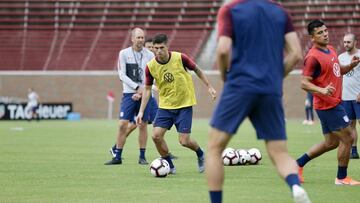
[205,1,311,203]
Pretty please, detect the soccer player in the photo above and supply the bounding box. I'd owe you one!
[338,33,360,159]
[136,33,216,174]
[144,38,154,53]
[296,20,360,185]
[105,27,158,165]
[26,88,40,121]
[302,92,314,125]
[206,1,311,203]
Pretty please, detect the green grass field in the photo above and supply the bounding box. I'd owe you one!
[1,119,360,203]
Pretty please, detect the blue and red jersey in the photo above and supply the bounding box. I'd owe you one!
[217,0,294,95]
[303,45,342,110]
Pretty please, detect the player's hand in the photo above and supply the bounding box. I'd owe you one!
[136,112,144,126]
[208,87,217,101]
[350,56,360,68]
[320,82,335,96]
[356,93,360,103]
[132,93,142,101]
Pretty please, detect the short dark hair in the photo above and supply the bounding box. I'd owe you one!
[145,38,153,43]
[153,34,168,44]
[307,19,325,35]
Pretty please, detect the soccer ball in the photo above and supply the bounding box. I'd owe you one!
[248,148,262,164]
[150,158,170,177]
[222,148,239,166]
[236,149,251,165]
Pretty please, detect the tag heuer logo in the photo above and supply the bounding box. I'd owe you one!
[0,105,5,119]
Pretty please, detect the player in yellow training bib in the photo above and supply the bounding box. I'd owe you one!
[136,33,216,174]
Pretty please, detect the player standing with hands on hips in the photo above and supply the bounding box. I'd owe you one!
[136,34,216,174]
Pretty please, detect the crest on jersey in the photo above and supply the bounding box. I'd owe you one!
[333,63,341,77]
[0,104,5,119]
[164,72,174,83]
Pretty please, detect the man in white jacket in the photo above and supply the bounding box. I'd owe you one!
[339,33,360,159]
[105,28,157,165]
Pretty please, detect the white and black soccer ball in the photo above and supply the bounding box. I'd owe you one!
[236,149,251,165]
[222,148,239,166]
[247,148,262,164]
[150,158,170,177]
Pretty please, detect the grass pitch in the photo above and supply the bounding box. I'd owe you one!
[1,119,360,203]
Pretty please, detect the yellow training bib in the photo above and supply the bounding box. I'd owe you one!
[147,52,196,109]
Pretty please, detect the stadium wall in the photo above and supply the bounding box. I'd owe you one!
[0,71,306,119]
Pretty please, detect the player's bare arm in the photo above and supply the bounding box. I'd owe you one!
[283,32,303,77]
[216,36,232,82]
[340,55,360,75]
[301,76,335,96]
[194,66,217,100]
[357,93,360,103]
[136,85,152,126]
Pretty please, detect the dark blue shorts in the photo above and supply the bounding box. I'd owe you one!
[316,104,350,134]
[119,93,158,123]
[341,100,360,120]
[154,106,192,133]
[210,89,286,140]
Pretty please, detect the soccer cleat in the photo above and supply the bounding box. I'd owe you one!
[198,155,205,173]
[138,157,149,165]
[335,176,360,186]
[298,167,304,183]
[292,185,311,203]
[302,120,308,125]
[307,121,314,125]
[104,158,122,165]
[350,152,359,159]
[169,167,176,175]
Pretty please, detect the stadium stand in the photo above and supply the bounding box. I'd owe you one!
[278,0,360,53]
[0,0,220,70]
[1,0,359,70]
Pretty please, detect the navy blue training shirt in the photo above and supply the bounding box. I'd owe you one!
[217,0,294,95]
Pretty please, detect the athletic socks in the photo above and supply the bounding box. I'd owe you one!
[114,148,123,160]
[209,191,222,203]
[351,146,358,154]
[139,148,146,159]
[286,174,301,188]
[296,153,311,167]
[196,147,204,158]
[337,166,347,179]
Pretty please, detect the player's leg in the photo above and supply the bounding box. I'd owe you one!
[152,126,176,173]
[105,94,136,165]
[152,108,176,172]
[206,128,231,202]
[174,107,205,172]
[137,122,148,164]
[207,88,254,203]
[348,120,359,158]
[353,120,360,158]
[342,100,359,158]
[333,126,360,185]
[351,99,360,158]
[265,140,310,203]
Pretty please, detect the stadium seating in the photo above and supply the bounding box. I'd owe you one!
[277,0,360,57]
[0,0,220,70]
